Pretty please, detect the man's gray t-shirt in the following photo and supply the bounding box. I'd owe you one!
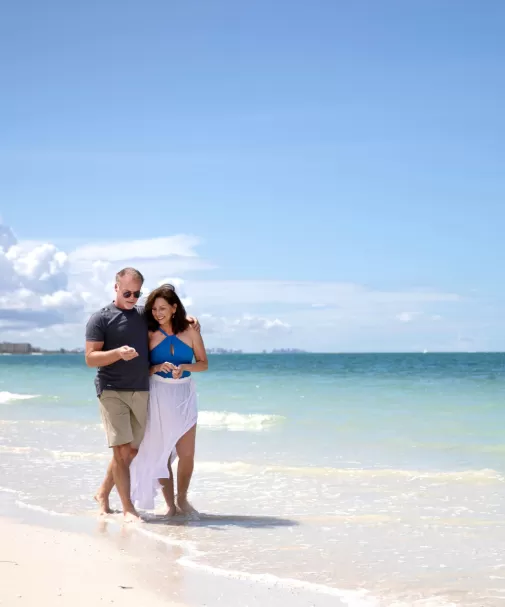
[85,302,149,396]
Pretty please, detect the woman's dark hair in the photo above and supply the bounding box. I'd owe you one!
[144,284,189,334]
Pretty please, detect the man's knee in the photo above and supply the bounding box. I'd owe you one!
[113,444,134,464]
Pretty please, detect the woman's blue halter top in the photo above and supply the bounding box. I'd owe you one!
[150,328,194,379]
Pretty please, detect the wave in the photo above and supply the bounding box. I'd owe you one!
[128,521,378,606]
[15,500,71,517]
[135,526,201,553]
[48,450,108,461]
[196,461,504,482]
[177,556,378,607]
[0,445,107,460]
[198,411,284,431]
[0,411,285,432]
[0,391,39,404]
[0,486,22,494]
[386,599,459,607]
[1,443,501,484]
[0,420,92,427]
[0,445,32,454]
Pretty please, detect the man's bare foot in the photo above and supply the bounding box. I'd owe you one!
[94,493,113,515]
[165,505,177,517]
[123,509,143,524]
[176,495,199,519]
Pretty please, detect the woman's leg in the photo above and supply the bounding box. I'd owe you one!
[175,424,197,514]
[159,458,176,516]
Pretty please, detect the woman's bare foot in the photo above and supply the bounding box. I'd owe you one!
[165,504,177,517]
[94,493,113,515]
[176,494,199,519]
[123,509,143,524]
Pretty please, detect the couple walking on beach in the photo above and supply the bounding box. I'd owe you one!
[85,267,208,522]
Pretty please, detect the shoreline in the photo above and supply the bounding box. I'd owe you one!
[0,500,359,607]
[0,515,185,607]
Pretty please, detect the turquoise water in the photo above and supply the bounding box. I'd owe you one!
[1,353,505,606]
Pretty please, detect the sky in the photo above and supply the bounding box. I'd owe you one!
[1,0,505,352]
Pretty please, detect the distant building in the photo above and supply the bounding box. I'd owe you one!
[0,342,33,354]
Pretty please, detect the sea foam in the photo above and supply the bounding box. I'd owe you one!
[198,410,284,431]
[0,391,39,404]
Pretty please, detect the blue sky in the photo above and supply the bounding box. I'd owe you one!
[1,0,504,351]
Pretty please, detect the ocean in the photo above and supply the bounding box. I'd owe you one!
[1,352,505,606]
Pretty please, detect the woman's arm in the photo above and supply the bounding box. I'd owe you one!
[149,362,176,376]
[178,327,208,373]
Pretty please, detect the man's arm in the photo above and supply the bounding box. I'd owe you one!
[187,315,201,332]
[85,311,138,367]
[85,341,138,368]
[85,341,120,368]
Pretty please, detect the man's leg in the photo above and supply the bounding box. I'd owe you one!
[96,390,142,521]
[94,459,114,515]
[94,390,119,514]
[112,443,141,521]
[95,447,139,515]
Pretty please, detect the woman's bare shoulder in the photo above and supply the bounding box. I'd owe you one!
[176,325,195,346]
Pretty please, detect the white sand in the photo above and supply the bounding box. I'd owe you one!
[0,517,179,606]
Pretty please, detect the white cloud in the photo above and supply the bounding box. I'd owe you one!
[200,313,291,334]
[396,312,414,323]
[182,280,460,307]
[0,242,68,295]
[1,221,474,352]
[40,290,85,309]
[0,223,212,335]
[0,227,86,330]
[0,223,17,251]
[6,244,68,293]
[396,312,444,324]
[69,235,200,263]
[68,239,215,291]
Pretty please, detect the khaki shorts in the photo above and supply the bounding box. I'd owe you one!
[98,390,149,449]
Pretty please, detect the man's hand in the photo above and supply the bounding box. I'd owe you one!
[187,315,201,332]
[117,346,139,361]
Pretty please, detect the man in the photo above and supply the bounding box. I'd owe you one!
[85,267,198,522]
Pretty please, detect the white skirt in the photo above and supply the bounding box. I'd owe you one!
[130,375,197,510]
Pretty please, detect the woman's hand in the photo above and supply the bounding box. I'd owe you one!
[158,362,176,374]
[171,364,185,379]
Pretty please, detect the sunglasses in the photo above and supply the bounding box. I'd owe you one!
[122,290,143,299]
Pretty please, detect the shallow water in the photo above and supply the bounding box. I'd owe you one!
[1,353,505,606]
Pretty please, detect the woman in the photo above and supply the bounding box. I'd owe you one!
[130,284,208,517]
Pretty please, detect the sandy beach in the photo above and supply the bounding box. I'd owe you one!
[0,517,181,607]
